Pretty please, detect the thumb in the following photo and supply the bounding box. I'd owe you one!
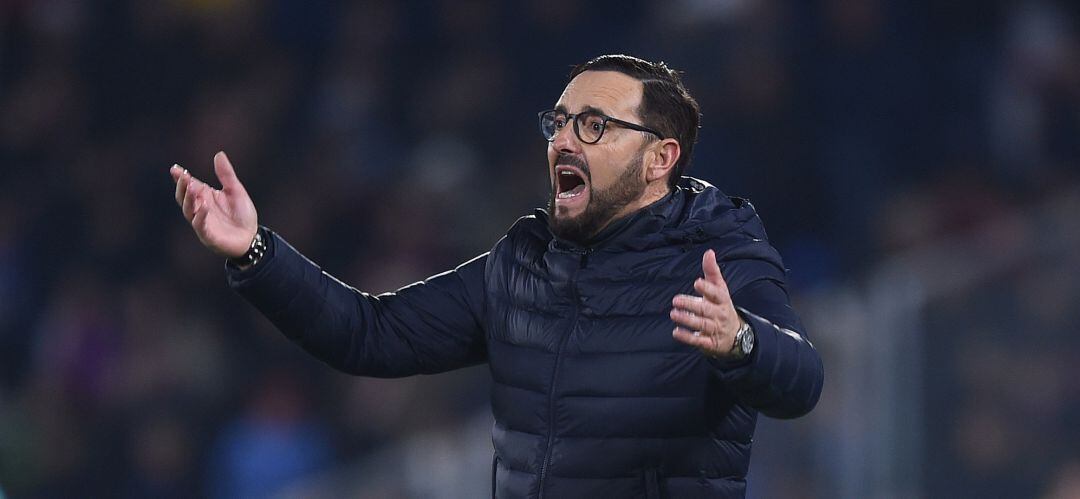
[213,151,244,192]
[702,249,723,282]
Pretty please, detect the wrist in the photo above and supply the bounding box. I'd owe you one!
[228,228,267,269]
[728,319,754,360]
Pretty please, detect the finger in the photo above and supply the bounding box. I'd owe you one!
[174,169,189,207]
[213,151,244,193]
[184,177,211,220]
[693,277,729,305]
[672,293,703,311]
[192,195,209,231]
[672,293,718,318]
[672,327,707,348]
[169,164,184,182]
[182,179,199,221]
[702,249,724,284]
[669,307,709,333]
[672,327,723,353]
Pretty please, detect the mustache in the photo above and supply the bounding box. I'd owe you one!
[555,153,590,180]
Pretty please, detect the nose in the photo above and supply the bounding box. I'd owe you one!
[550,122,583,155]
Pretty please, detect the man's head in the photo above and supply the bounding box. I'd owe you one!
[544,54,701,244]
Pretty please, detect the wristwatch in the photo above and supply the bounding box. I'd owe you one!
[730,320,754,359]
[228,228,267,268]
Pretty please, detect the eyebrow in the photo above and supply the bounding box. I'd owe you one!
[553,104,611,116]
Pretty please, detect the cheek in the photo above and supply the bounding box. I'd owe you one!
[586,149,626,188]
[547,147,557,183]
[588,163,618,190]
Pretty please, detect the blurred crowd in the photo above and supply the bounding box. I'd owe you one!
[0,0,1078,497]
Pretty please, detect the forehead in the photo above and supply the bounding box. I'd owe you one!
[555,70,644,119]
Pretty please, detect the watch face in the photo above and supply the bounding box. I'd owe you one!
[741,328,754,355]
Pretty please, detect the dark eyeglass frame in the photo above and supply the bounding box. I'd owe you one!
[538,109,665,144]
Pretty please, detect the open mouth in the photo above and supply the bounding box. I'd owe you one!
[555,165,588,200]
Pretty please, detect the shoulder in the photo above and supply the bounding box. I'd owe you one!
[487,211,551,268]
[494,211,550,250]
[675,178,788,288]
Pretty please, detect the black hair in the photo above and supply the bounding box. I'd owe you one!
[569,55,701,187]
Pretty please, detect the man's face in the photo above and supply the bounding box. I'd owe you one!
[547,71,652,243]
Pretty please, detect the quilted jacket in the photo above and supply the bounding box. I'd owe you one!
[227,177,824,498]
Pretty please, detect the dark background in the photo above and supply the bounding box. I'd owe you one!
[1,0,1078,497]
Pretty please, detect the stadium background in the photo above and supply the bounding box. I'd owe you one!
[1,0,1078,497]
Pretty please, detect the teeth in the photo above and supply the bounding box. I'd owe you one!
[556,169,585,201]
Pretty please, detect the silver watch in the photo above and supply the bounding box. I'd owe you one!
[731,320,754,359]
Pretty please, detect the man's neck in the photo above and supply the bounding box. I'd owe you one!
[612,181,672,223]
[583,183,675,245]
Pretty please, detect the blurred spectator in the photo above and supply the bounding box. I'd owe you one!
[206,369,331,499]
[0,0,1078,497]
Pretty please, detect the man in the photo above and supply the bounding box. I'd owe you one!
[170,54,823,498]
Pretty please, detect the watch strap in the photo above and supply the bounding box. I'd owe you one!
[228,228,267,268]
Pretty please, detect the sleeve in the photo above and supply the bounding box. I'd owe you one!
[225,226,488,378]
[709,276,824,419]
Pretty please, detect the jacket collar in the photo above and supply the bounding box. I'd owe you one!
[530,176,784,273]
[536,184,675,250]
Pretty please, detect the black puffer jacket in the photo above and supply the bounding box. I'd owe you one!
[228,177,823,499]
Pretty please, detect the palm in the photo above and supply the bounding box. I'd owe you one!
[195,181,256,255]
[170,151,258,258]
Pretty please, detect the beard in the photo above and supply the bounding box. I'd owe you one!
[547,151,646,244]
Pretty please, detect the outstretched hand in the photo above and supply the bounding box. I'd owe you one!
[670,249,745,358]
[169,151,258,258]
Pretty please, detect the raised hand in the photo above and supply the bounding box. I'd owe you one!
[169,151,258,258]
[670,249,746,358]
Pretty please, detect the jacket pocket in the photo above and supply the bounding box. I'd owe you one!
[644,468,662,499]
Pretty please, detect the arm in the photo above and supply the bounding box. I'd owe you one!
[227,230,488,377]
[670,250,823,419]
[718,279,823,419]
[168,152,487,378]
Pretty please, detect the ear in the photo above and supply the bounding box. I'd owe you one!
[645,138,681,183]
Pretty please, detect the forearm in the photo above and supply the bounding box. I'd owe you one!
[226,227,487,377]
[714,281,824,419]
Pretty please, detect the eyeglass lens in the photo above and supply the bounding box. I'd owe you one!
[541,111,605,144]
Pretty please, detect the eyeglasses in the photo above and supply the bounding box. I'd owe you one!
[538,109,664,144]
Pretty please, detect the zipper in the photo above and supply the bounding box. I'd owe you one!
[491,454,498,498]
[537,248,590,498]
[645,468,661,499]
